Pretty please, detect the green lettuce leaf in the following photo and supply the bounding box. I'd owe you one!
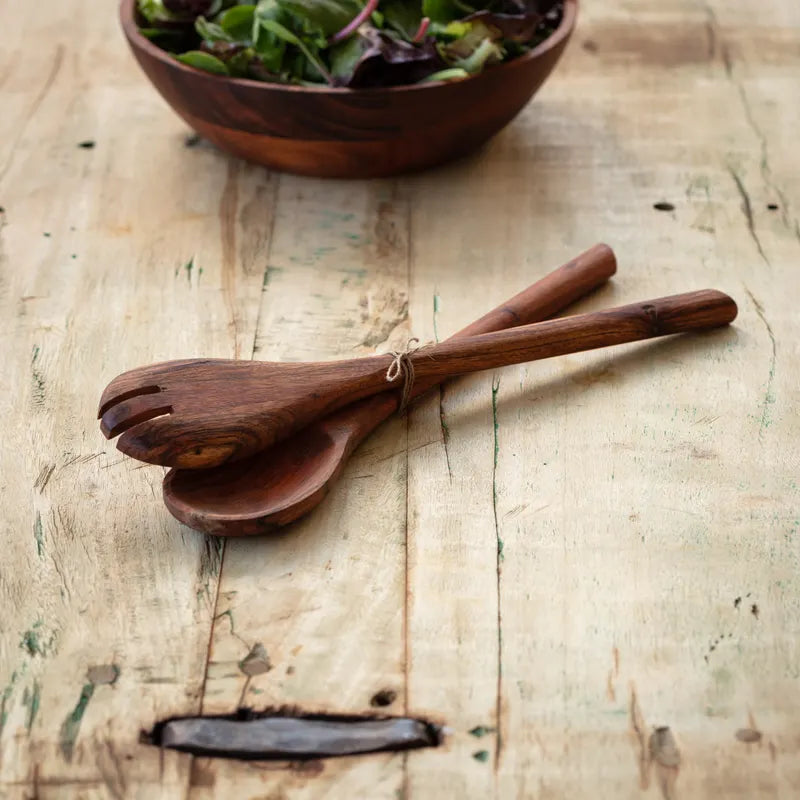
[218,4,257,40]
[277,0,363,38]
[382,0,423,39]
[176,50,230,74]
[421,0,460,24]
[195,16,234,42]
[259,18,333,83]
[452,36,502,72]
[330,27,443,87]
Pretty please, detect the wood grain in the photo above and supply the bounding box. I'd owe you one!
[118,0,578,177]
[2,0,800,798]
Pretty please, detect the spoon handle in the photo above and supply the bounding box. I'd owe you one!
[405,243,616,403]
[329,244,617,433]
[451,243,616,339]
[408,290,737,382]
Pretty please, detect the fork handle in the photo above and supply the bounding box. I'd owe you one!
[407,290,737,381]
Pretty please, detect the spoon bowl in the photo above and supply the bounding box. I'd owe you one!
[164,422,348,535]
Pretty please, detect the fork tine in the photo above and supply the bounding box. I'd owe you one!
[115,415,178,465]
[100,393,173,439]
[97,360,201,418]
[98,384,161,419]
[98,366,164,418]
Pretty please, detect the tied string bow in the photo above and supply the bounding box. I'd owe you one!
[385,338,429,413]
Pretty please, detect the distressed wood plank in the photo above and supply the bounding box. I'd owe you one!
[0,1,271,795]
[491,1,800,798]
[3,0,800,797]
[189,179,412,798]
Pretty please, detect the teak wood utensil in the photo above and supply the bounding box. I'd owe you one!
[163,244,617,536]
[99,289,737,471]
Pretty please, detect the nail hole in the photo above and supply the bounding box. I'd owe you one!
[370,689,397,708]
[767,203,779,211]
[653,202,675,212]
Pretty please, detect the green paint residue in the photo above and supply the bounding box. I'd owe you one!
[216,608,237,635]
[23,681,41,731]
[33,512,44,558]
[338,266,367,279]
[19,620,54,657]
[31,346,45,405]
[497,538,504,561]
[469,725,496,737]
[60,683,94,761]
[1,672,19,735]
[472,749,490,762]
[759,360,776,435]
[319,209,355,225]
[184,256,195,282]
[20,623,42,656]
[440,408,450,443]
[262,265,282,288]
[433,293,441,343]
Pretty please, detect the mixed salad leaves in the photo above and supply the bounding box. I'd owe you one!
[136,0,563,88]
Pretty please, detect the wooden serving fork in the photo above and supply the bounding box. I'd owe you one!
[99,287,737,470]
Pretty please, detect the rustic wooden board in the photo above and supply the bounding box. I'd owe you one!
[2,0,799,798]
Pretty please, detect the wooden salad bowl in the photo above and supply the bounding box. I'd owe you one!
[119,0,578,178]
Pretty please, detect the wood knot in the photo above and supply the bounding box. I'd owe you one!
[641,303,661,334]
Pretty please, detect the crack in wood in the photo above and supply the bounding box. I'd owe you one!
[491,375,503,767]
[743,286,777,440]
[727,166,768,266]
[717,18,799,238]
[0,45,64,186]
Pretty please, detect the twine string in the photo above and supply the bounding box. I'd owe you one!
[385,338,423,413]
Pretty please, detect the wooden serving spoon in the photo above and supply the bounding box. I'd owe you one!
[99,287,737,471]
[163,244,617,535]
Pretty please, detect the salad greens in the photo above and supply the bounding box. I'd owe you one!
[137,0,563,88]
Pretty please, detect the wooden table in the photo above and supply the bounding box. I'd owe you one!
[2,1,799,797]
